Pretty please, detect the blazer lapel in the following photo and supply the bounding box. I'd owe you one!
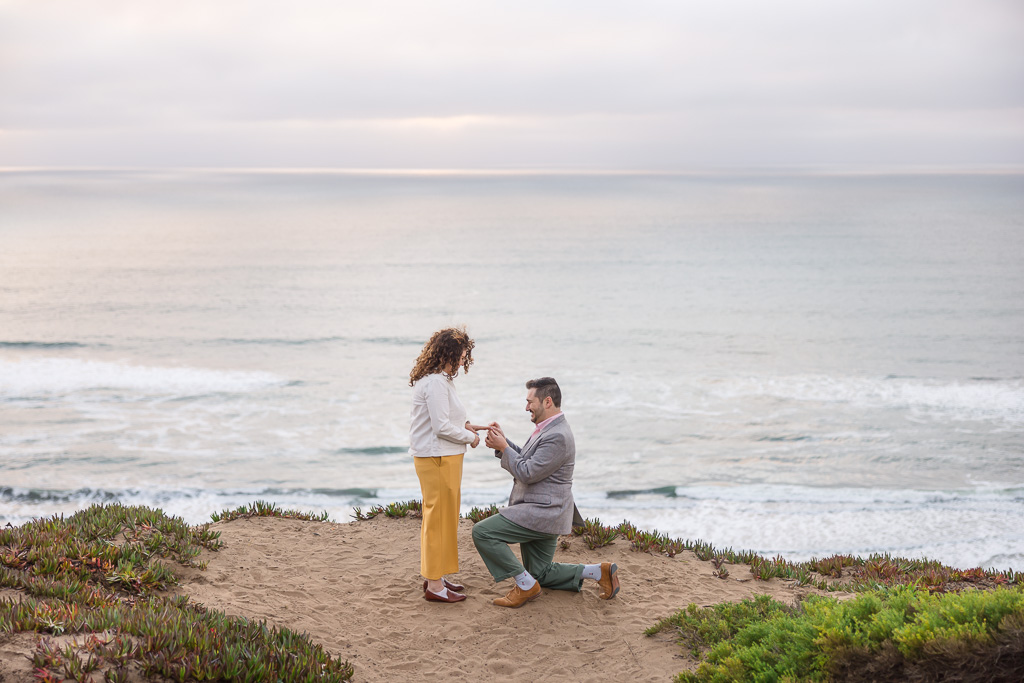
[521,414,565,454]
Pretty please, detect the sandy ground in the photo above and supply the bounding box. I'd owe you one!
[170,515,834,682]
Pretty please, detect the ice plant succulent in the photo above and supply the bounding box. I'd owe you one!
[647,587,1024,682]
[1,503,354,682]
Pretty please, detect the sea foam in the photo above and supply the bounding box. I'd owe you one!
[579,483,1024,571]
[712,375,1024,426]
[0,358,285,399]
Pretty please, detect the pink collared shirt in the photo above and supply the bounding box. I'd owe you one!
[526,412,562,444]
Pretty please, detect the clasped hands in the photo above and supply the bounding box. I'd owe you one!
[465,422,508,452]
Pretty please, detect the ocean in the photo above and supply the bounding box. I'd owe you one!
[1,169,1022,571]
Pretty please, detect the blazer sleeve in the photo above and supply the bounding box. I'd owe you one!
[423,378,476,445]
[500,432,569,484]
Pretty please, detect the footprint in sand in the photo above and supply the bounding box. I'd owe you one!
[485,658,517,676]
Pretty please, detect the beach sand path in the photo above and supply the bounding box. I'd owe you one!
[177,515,829,682]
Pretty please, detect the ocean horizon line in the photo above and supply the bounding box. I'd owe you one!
[3,164,1024,177]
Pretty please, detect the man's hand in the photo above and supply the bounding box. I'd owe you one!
[485,423,508,452]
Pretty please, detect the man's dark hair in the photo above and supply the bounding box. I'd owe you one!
[526,377,561,408]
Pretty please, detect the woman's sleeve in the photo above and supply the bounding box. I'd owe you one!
[424,378,476,444]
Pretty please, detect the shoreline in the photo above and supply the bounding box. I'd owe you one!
[2,487,1021,574]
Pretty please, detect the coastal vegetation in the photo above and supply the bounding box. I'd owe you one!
[209,500,331,524]
[567,511,1023,681]
[647,588,1024,682]
[0,503,352,682]
[1,499,1020,681]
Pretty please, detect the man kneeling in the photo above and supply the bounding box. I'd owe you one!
[473,377,619,607]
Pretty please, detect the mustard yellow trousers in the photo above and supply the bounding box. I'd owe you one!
[414,453,464,580]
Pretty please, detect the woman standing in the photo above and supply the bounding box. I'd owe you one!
[409,327,482,603]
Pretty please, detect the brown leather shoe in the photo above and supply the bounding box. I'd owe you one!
[422,578,465,593]
[493,582,541,608]
[597,562,620,600]
[424,587,466,603]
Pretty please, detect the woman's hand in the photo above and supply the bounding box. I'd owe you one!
[466,421,484,448]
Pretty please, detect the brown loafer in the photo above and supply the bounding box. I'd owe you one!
[423,578,465,593]
[424,587,466,603]
[597,562,619,600]
[493,582,541,608]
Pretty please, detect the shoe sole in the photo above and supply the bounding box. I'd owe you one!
[602,563,620,599]
[425,595,466,603]
[424,590,466,603]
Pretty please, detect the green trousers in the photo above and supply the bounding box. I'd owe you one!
[471,513,584,592]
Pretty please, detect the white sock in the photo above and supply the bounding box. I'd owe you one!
[428,586,448,597]
[581,564,601,580]
[514,571,537,590]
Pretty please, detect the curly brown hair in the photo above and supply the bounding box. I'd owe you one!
[409,327,476,386]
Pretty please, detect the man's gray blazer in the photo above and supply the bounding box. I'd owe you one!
[495,413,579,535]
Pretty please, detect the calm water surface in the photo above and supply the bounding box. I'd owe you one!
[1,170,1022,570]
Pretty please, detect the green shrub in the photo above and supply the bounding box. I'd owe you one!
[648,586,1024,682]
[210,500,330,523]
[577,518,619,549]
[8,596,354,681]
[350,499,422,521]
[0,503,353,682]
[0,504,220,596]
[465,504,500,523]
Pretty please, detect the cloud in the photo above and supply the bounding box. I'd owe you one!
[1,0,1022,168]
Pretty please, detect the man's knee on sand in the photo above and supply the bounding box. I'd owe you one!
[471,514,495,547]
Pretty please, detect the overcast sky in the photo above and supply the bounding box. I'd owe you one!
[2,0,1022,169]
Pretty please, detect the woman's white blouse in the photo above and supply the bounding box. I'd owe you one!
[409,373,476,457]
